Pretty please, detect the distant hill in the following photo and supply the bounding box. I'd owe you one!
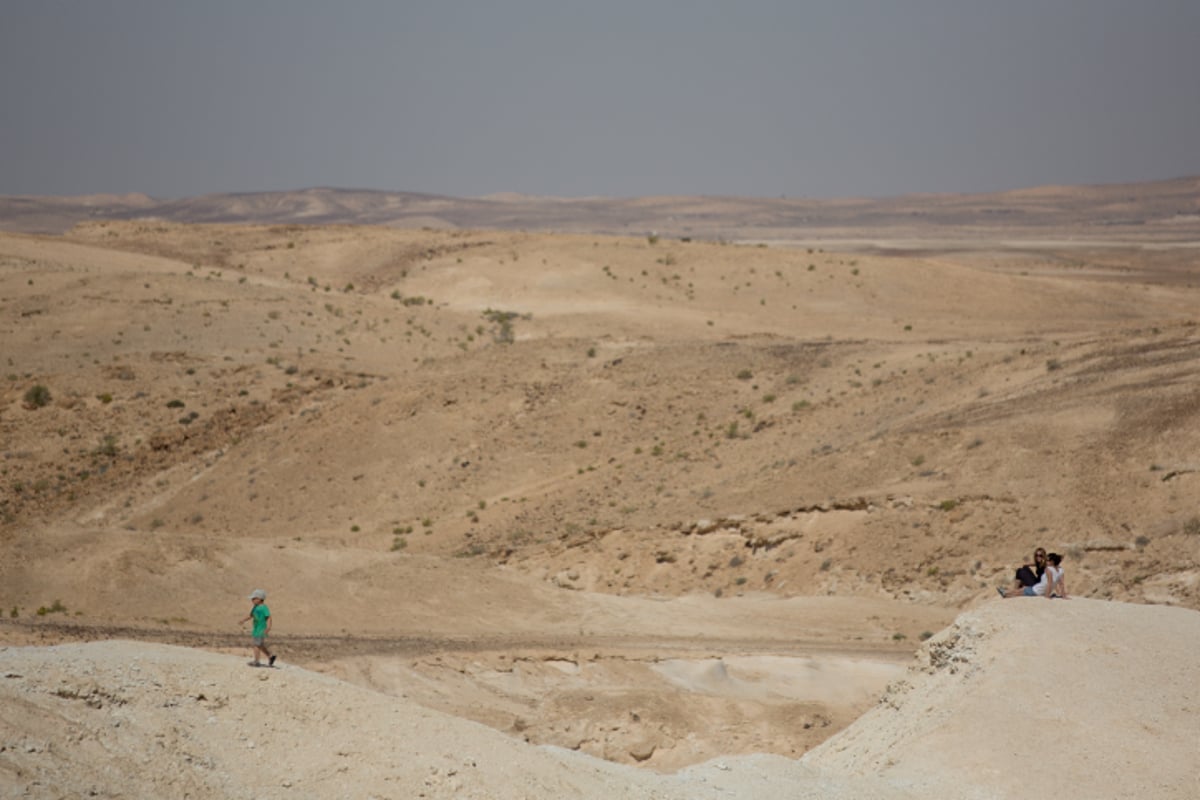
[2,177,1197,238]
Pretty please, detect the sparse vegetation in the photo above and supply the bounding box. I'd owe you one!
[482,308,525,344]
[95,435,119,457]
[36,599,67,616]
[23,384,51,409]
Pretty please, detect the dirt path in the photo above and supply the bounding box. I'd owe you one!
[0,618,913,662]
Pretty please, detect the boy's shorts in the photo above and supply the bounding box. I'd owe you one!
[252,636,267,646]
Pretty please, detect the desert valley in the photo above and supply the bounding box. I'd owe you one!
[2,180,1199,798]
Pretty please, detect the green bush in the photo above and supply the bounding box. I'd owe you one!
[23,384,51,409]
[36,599,67,616]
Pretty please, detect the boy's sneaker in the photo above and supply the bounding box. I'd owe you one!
[268,655,276,667]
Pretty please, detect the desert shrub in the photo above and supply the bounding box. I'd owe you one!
[23,384,51,409]
[482,308,523,343]
[939,499,959,512]
[36,599,67,616]
[736,369,753,380]
[166,399,185,408]
[1183,517,1200,536]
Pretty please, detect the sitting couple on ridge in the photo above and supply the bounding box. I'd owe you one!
[999,547,1068,599]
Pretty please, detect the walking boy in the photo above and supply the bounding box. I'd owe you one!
[240,589,276,667]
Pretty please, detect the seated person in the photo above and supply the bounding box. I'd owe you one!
[1009,547,1046,594]
[1000,552,1066,598]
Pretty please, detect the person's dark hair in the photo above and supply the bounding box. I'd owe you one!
[1047,552,1062,566]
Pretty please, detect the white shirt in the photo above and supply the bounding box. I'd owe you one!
[1034,565,1063,596]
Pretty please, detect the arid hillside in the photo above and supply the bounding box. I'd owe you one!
[2,207,1199,790]
[4,220,1198,605]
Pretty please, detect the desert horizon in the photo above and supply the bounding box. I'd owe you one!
[2,177,1199,797]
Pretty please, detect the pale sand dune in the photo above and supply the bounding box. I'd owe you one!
[3,599,1197,799]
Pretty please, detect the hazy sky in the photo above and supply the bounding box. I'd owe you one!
[3,1,1198,199]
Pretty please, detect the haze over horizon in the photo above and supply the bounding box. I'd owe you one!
[3,1,1199,201]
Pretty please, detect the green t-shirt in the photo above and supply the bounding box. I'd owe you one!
[251,603,270,637]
